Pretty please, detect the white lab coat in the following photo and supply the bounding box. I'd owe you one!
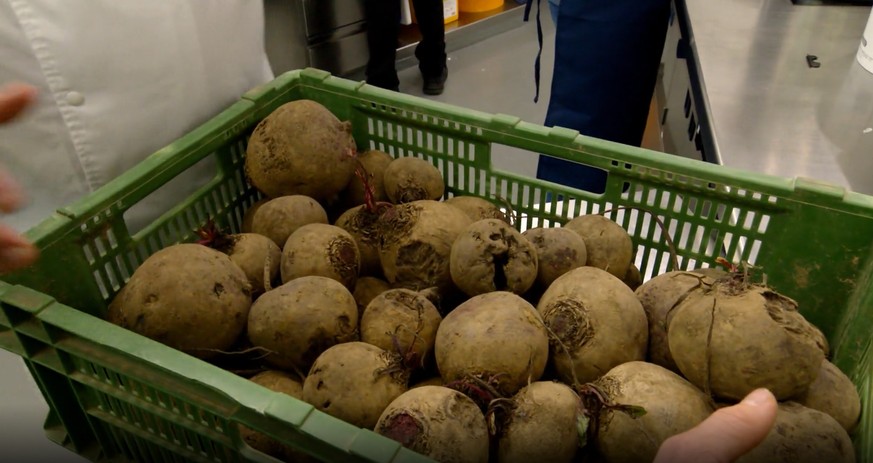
[0,2,274,460]
[0,0,275,234]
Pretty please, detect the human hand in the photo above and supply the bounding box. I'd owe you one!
[653,388,778,463]
[0,83,40,274]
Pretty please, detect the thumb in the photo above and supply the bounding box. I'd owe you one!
[0,223,38,275]
[654,388,778,463]
[0,83,37,123]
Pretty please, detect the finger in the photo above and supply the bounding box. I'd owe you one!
[0,83,37,123]
[0,225,39,274]
[0,167,25,213]
[654,388,778,463]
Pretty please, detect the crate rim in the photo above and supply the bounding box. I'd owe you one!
[0,280,428,463]
[245,68,873,218]
[18,68,873,252]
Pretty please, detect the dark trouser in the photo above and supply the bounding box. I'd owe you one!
[364,0,447,90]
[536,0,671,193]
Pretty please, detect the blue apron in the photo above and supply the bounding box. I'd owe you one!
[528,0,671,194]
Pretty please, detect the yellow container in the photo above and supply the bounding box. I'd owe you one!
[411,0,460,25]
[459,0,504,13]
[444,0,459,23]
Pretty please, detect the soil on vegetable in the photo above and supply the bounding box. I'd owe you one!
[381,412,424,448]
[378,205,418,248]
[542,300,593,352]
[329,236,359,284]
[376,350,412,385]
[346,207,383,247]
[394,242,442,289]
[382,290,431,315]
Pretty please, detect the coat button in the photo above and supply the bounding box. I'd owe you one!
[66,91,85,106]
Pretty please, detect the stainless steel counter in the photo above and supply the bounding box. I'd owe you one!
[678,0,873,194]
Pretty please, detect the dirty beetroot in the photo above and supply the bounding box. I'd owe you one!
[381,413,423,447]
[101,98,860,463]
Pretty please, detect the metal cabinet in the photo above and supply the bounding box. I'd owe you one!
[264,0,369,76]
[263,1,526,78]
[654,0,710,164]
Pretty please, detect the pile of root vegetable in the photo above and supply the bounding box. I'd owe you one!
[106,100,861,463]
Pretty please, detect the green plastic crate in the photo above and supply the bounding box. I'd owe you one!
[2,68,872,462]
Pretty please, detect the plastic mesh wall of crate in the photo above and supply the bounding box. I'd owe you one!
[76,140,261,304]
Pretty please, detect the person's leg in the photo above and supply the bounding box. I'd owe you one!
[364,0,402,91]
[537,0,671,193]
[411,0,447,94]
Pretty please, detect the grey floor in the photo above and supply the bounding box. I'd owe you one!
[0,11,557,463]
[396,12,555,180]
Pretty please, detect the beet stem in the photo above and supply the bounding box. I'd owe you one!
[542,322,581,388]
[598,206,679,271]
[347,151,393,215]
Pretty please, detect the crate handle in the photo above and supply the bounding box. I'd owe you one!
[228,394,435,463]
